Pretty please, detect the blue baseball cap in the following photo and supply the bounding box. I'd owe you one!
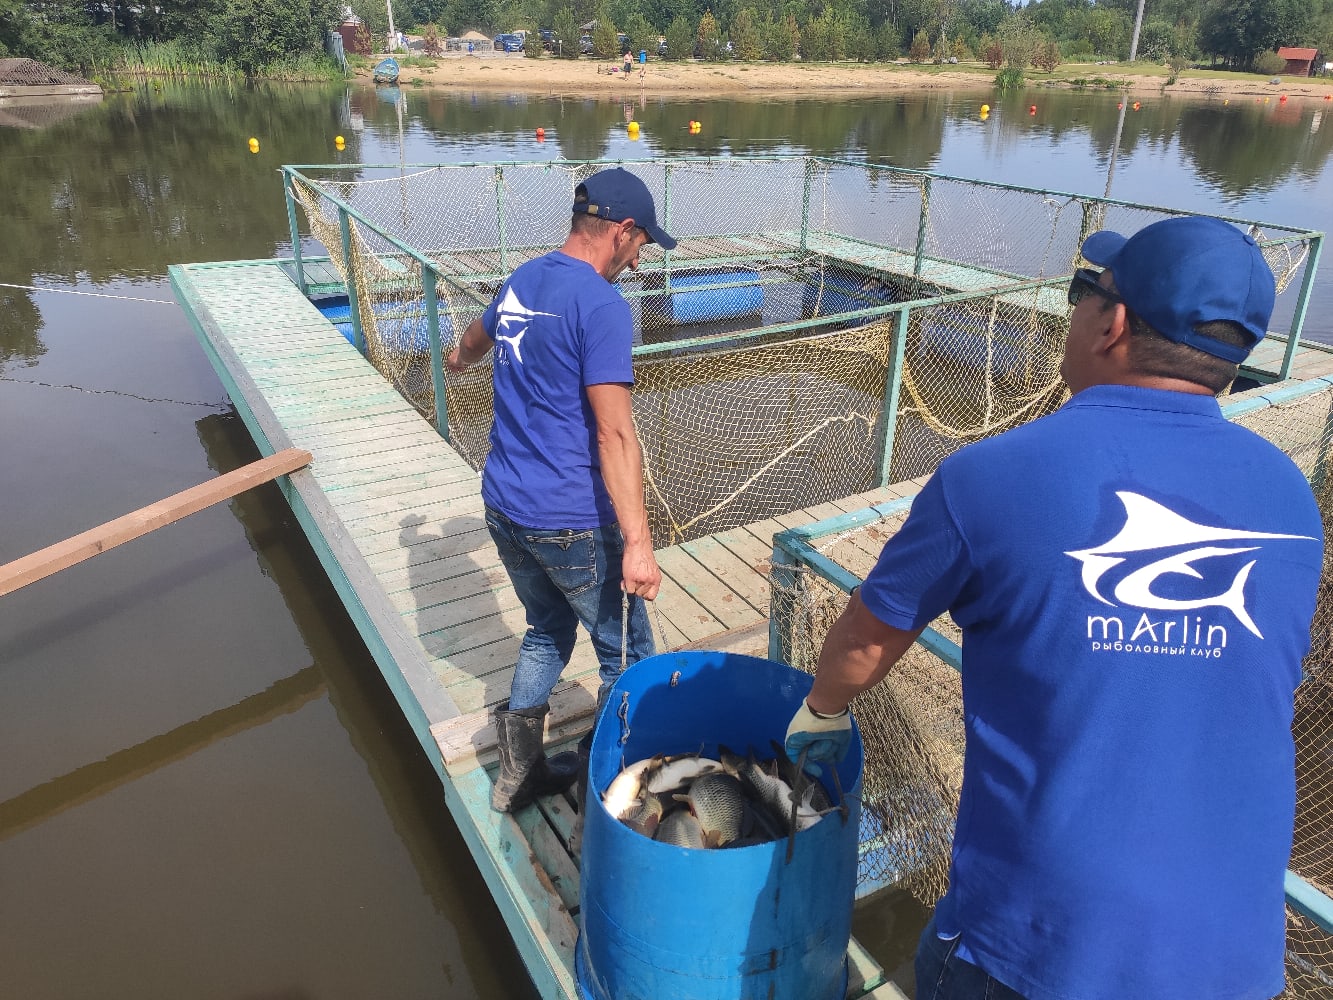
[573,168,677,250]
[1080,216,1275,364]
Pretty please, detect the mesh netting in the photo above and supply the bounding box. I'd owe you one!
[286,158,1315,546]
[286,154,1331,990]
[773,381,1333,994]
[0,58,97,88]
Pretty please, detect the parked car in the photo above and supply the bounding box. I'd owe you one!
[579,34,593,54]
[539,28,555,51]
[494,33,524,52]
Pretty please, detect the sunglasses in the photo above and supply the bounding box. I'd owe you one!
[1068,268,1124,308]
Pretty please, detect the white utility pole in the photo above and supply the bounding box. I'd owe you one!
[386,0,398,51]
[1128,0,1146,61]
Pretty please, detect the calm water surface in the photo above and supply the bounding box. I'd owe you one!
[2,80,1330,998]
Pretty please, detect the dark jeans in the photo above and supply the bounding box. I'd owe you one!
[915,917,1026,1000]
[485,506,655,710]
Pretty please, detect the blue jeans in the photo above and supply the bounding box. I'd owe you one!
[915,916,1026,1000]
[485,506,656,711]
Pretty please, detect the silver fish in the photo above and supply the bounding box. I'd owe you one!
[644,755,725,795]
[679,772,746,848]
[602,756,661,820]
[621,788,668,839]
[655,807,707,849]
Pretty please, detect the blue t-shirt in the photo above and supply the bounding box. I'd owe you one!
[478,251,634,529]
[860,384,1323,1000]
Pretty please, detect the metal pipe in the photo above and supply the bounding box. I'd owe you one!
[423,268,449,440]
[339,207,367,355]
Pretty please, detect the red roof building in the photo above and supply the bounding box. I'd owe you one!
[1276,47,1318,76]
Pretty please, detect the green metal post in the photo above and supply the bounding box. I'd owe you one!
[877,308,911,487]
[662,162,674,293]
[800,156,815,253]
[283,169,309,296]
[914,176,932,279]
[423,267,449,440]
[1281,234,1324,380]
[339,207,367,355]
[768,538,801,665]
[495,165,508,273]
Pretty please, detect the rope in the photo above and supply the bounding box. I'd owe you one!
[0,282,175,305]
[0,376,227,409]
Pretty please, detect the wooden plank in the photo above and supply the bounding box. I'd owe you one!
[846,935,888,996]
[656,546,763,632]
[514,801,581,915]
[434,674,601,773]
[678,534,771,615]
[0,448,312,598]
[450,767,580,1000]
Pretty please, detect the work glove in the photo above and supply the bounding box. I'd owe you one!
[784,700,852,765]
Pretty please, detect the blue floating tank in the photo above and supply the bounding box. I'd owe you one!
[576,650,863,1000]
[315,297,452,351]
[660,270,764,325]
[802,272,896,326]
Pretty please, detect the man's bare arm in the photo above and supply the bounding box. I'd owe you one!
[586,381,660,600]
[446,318,493,372]
[806,590,924,714]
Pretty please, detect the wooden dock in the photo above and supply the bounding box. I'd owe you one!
[170,257,915,1000]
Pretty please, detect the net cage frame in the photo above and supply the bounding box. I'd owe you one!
[769,373,1333,997]
[280,156,1327,548]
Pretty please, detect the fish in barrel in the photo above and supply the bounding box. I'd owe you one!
[600,744,845,849]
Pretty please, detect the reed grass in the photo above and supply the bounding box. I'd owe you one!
[106,40,346,82]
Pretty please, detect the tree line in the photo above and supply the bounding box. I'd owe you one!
[2,0,1330,79]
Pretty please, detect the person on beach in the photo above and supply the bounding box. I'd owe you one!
[446,167,674,813]
[785,216,1324,999]
[624,50,633,75]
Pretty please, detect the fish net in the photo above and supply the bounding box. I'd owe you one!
[285,157,1331,984]
[772,379,1333,995]
[287,157,1316,546]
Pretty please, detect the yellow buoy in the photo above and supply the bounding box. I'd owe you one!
[980,104,989,114]
[248,137,259,153]
[628,120,639,132]
[334,135,345,150]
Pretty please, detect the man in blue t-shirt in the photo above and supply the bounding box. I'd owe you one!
[447,168,675,813]
[786,217,1324,999]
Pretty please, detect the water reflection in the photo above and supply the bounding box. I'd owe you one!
[2,80,1332,997]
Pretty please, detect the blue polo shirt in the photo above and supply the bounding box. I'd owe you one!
[860,384,1323,1000]
[478,252,634,529]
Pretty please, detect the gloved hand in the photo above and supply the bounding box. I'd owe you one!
[785,700,852,765]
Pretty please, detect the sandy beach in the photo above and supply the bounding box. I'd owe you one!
[362,53,1333,103]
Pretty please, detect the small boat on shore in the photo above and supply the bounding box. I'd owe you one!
[372,57,399,85]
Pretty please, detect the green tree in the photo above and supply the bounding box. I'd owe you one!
[665,13,693,56]
[552,5,580,55]
[909,28,930,60]
[761,11,798,59]
[730,6,761,58]
[622,12,656,57]
[207,0,339,76]
[592,9,619,55]
[1198,0,1313,69]
[1033,34,1060,70]
[696,9,725,58]
[997,9,1040,68]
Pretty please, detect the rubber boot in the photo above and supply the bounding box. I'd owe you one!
[491,703,578,813]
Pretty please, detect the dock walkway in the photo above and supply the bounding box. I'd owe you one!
[171,258,913,999]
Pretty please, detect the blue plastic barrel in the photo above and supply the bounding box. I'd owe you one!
[662,271,764,325]
[802,272,896,326]
[315,297,452,351]
[576,650,863,1000]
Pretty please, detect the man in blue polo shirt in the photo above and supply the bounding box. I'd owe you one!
[786,216,1324,999]
[447,168,674,813]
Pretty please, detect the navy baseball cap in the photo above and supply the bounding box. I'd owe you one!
[1080,216,1275,364]
[573,168,677,250]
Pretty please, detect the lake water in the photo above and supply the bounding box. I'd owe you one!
[1,79,1329,998]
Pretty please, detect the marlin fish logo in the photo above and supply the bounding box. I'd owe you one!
[494,287,557,364]
[1065,492,1315,638]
